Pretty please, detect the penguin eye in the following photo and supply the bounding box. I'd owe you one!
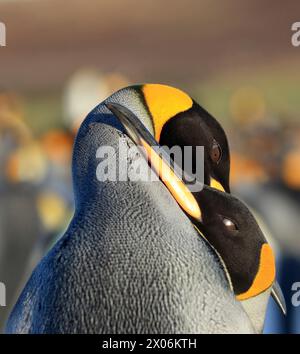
[210,140,222,164]
[222,217,238,232]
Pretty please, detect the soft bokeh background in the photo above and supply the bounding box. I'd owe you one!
[0,0,300,333]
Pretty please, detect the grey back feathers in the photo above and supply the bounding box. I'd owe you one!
[6,88,254,333]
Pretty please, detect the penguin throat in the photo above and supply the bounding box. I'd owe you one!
[193,224,234,293]
[236,243,275,301]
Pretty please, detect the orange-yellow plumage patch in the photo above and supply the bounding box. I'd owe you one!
[210,178,225,192]
[237,243,275,301]
[142,84,193,141]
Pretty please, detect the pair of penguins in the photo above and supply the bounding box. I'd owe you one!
[6,84,286,334]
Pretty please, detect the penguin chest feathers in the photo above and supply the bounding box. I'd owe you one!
[240,287,271,333]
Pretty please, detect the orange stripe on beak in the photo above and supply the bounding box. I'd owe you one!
[140,138,202,221]
[105,101,201,222]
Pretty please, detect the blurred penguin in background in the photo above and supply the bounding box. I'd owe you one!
[0,91,43,331]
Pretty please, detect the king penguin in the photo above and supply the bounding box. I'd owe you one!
[6,84,255,334]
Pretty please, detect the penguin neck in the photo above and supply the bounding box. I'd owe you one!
[71,111,121,212]
[71,86,158,213]
[240,288,271,333]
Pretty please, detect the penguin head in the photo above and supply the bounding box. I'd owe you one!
[107,84,230,192]
[106,101,286,333]
[158,101,230,193]
[193,186,274,300]
[191,179,281,334]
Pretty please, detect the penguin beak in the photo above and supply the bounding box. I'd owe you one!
[272,280,287,316]
[106,102,157,149]
[106,102,202,221]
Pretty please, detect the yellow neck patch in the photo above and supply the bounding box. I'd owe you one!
[210,178,225,192]
[142,84,193,141]
[237,243,275,301]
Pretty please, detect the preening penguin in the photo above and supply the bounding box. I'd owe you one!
[6,85,254,334]
[106,97,285,333]
[118,84,231,192]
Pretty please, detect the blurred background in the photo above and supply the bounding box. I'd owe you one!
[0,0,300,333]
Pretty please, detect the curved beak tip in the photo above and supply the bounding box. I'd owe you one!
[271,280,287,316]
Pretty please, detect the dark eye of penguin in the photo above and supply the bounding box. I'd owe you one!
[210,140,222,164]
[221,217,238,232]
